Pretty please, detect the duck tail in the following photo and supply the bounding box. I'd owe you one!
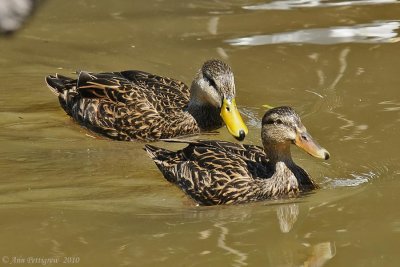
[144,144,175,164]
[144,144,159,158]
[144,145,179,183]
[45,74,75,96]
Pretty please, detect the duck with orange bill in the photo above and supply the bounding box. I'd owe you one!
[145,106,330,205]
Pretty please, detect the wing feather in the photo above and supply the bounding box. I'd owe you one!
[145,140,271,205]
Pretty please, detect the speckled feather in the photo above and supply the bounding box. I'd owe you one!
[46,70,198,141]
[145,139,316,205]
[145,107,324,205]
[45,60,239,141]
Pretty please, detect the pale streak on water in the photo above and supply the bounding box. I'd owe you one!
[215,222,249,267]
[327,47,350,91]
[243,0,399,10]
[226,21,400,46]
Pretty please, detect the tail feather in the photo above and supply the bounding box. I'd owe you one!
[144,144,161,160]
[144,144,181,183]
[144,144,176,162]
[45,74,75,96]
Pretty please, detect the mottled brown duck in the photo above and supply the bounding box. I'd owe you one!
[145,106,330,205]
[45,59,248,141]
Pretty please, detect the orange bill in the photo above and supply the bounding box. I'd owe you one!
[294,131,330,160]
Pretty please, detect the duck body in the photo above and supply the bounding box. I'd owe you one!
[145,106,330,205]
[47,70,198,141]
[45,60,248,141]
[146,140,316,205]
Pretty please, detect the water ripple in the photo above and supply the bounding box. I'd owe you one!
[226,20,400,46]
[323,172,373,188]
[240,107,262,129]
[323,161,397,188]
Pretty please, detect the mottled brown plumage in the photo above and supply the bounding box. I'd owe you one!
[45,60,248,141]
[145,106,330,205]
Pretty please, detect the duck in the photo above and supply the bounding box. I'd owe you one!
[45,59,248,141]
[145,106,330,205]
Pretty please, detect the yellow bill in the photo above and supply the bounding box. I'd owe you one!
[220,98,248,141]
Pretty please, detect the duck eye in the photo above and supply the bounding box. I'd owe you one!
[276,119,283,125]
[301,133,308,141]
[226,106,230,112]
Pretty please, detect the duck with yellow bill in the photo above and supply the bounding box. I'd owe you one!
[45,59,248,141]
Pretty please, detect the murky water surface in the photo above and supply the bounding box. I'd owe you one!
[1,0,400,266]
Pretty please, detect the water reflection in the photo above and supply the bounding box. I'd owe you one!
[211,221,335,267]
[214,222,248,267]
[226,21,400,46]
[276,203,299,233]
[194,202,335,267]
[303,242,336,267]
[268,241,336,267]
[243,0,399,10]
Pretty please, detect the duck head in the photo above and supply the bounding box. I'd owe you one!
[261,106,330,161]
[189,59,248,141]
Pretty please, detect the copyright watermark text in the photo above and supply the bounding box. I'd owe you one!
[2,256,80,265]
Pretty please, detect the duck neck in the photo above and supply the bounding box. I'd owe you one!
[263,142,294,166]
[187,100,223,131]
[260,141,317,196]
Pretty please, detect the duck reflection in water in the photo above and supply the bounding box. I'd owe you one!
[194,202,335,267]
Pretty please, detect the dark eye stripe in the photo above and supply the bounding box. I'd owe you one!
[264,118,285,125]
[204,74,217,88]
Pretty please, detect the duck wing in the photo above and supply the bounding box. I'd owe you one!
[145,140,271,205]
[46,71,196,140]
[76,70,190,109]
[163,139,271,178]
[119,70,190,109]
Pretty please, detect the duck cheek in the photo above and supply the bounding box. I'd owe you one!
[203,86,222,107]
